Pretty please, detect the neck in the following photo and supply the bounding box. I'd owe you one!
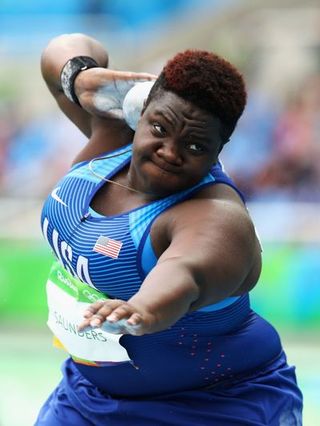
[127,164,162,201]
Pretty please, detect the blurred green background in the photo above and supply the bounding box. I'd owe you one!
[1,239,320,330]
[1,0,320,425]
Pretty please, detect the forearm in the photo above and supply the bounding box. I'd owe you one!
[41,33,108,94]
[128,258,200,332]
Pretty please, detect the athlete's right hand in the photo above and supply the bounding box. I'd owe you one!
[74,68,157,118]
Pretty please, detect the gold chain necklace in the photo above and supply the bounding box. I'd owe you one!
[88,149,143,194]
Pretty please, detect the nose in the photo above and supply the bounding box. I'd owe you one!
[156,141,183,166]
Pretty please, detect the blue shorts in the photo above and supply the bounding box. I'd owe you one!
[35,352,302,426]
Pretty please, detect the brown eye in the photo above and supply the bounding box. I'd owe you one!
[153,123,166,136]
[186,143,205,153]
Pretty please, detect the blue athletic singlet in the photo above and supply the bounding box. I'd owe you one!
[37,144,303,425]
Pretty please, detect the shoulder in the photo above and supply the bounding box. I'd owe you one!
[169,195,254,246]
[151,183,255,257]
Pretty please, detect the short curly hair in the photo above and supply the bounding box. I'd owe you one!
[146,49,247,144]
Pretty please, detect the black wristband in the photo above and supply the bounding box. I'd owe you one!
[60,56,99,105]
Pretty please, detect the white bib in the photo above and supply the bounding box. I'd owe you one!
[46,262,131,365]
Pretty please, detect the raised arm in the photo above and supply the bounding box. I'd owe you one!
[41,33,157,162]
[78,198,261,335]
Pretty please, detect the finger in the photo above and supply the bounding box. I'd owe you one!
[82,310,94,319]
[88,299,127,326]
[106,304,134,323]
[78,318,92,331]
[92,300,124,320]
[126,313,143,326]
[82,301,105,318]
[132,72,158,81]
[89,312,105,327]
[113,70,157,81]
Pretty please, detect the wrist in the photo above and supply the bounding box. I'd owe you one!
[60,56,99,104]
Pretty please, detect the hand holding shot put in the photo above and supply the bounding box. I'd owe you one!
[73,68,157,119]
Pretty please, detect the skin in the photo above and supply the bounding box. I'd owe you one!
[41,34,262,337]
[128,91,222,198]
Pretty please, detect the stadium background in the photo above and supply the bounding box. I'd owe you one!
[0,0,319,425]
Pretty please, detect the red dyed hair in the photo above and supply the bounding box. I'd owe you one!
[146,49,247,144]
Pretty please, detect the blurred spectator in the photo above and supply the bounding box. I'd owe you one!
[0,101,20,193]
[0,109,85,198]
[221,73,320,202]
[251,74,320,201]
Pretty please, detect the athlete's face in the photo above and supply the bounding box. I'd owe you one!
[129,91,222,198]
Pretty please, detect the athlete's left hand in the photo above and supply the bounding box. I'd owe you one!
[78,300,156,336]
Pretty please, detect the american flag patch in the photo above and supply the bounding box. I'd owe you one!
[93,236,123,259]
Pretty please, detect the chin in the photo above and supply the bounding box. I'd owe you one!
[141,164,184,195]
[146,177,194,198]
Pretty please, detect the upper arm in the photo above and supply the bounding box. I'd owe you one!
[157,198,260,308]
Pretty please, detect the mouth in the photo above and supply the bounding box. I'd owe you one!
[150,156,182,175]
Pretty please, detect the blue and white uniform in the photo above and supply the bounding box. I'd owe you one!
[36,144,303,425]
